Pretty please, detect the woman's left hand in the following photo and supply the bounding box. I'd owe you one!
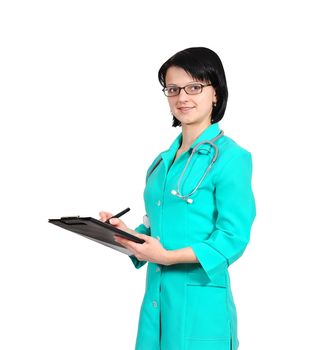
[114,232,170,266]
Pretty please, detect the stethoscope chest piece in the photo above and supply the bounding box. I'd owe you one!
[171,189,194,204]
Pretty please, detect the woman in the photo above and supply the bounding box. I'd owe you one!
[100,47,256,350]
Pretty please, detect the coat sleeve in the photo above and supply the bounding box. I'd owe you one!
[191,151,256,281]
[129,223,151,269]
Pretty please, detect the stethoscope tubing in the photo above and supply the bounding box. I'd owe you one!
[174,131,223,202]
[146,130,224,204]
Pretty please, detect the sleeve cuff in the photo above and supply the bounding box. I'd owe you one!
[191,241,229,281]
[128,223,150,269]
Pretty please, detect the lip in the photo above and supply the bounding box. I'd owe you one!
[178,107,194,112]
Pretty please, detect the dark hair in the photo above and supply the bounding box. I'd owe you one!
[158,47,228,127]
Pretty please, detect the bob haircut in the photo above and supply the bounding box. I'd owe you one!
[158,47,228,127]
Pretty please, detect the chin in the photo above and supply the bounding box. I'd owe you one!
[175,115,194,124]
[177,113,211,126]
[177,116,200,126]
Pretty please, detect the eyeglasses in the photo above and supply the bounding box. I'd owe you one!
[162,82,212,97]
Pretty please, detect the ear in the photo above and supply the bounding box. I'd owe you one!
[213,90,217,104]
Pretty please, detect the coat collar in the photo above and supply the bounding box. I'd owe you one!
[189,122,221,151]
[160,123,222,166]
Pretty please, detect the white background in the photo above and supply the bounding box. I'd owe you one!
[1,0,308,349]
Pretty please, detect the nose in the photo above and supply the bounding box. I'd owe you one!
[177,87,189,102]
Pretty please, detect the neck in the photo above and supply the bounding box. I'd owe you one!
[180,121,212,151]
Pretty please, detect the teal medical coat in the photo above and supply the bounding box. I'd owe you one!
[129,123,256,350]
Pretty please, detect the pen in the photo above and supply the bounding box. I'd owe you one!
[105,207,131,224]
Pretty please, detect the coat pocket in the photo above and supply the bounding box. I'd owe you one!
[186,264,227,287]
[184,283,230,341]
[185,338,231,350]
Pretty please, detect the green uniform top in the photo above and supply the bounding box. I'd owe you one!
[130,122,256,350]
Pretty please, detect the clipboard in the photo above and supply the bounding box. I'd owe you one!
[48,216,145,256]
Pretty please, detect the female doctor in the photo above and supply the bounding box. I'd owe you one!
[100,47,256,350]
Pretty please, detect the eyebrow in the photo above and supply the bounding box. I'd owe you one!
[165,81,198,87]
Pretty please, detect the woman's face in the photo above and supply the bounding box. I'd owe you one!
[165,66,217,127]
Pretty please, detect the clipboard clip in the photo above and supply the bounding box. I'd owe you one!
[60,216,84,225]
[60,216,80,220]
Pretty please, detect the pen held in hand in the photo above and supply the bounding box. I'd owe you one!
[105,207,131,224]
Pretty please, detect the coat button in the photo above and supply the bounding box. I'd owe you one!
[156,266,161,272]
[157,200,161,206]
[152,301,158,308]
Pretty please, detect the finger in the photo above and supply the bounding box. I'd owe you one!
[115,236,131,245]
[109,218,128,231]
[134,254,144,261]
[114,236,126,245]
[109,218,126,229]
[123,231,146,239]
[134,233,150,241]
[114,237,133,250]
[99,212,108,221]
[99,211,113,221]
[109,218,120,225]
[115,236,138,250]
[127,240,142,251]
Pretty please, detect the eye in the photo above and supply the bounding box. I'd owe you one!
[188,84,202,92]
[167,86,178,94]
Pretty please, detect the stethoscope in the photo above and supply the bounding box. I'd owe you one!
[147,131,224,205]
[171,131,224,204]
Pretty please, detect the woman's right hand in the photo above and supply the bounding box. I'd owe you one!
[99,211,131,233]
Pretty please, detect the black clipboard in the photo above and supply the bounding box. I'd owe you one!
[48,216,145,256]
